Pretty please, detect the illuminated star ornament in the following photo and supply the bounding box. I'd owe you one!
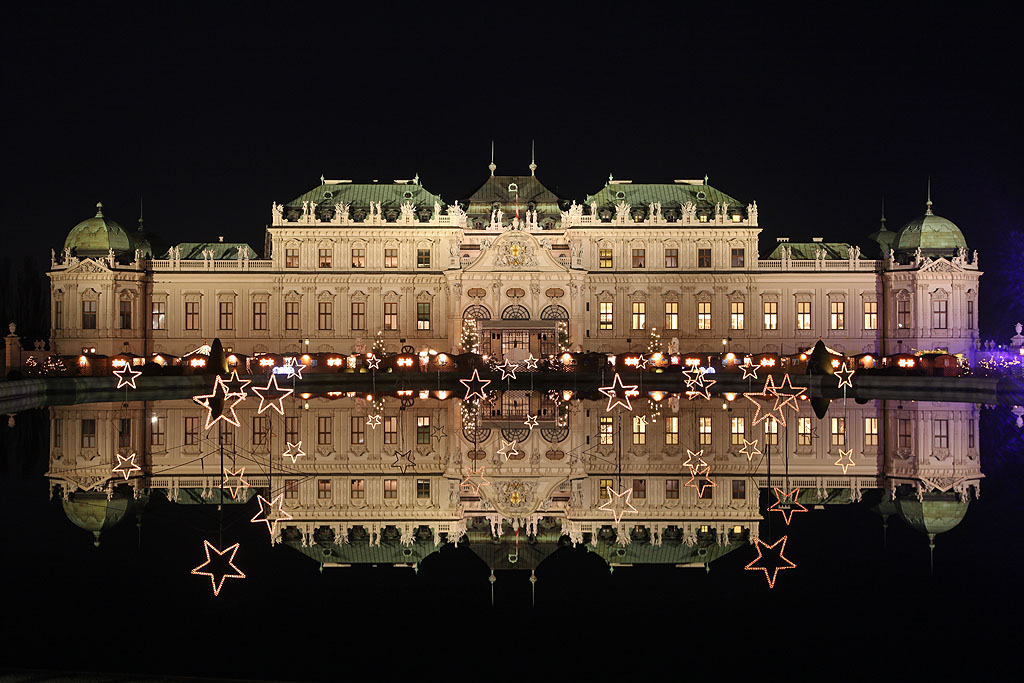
[366,353,381,370]
[221,370,252,397]
[771,373,807,414]
[768,487,808,525]
[461,465,491,495]
[685,370,716,401]
[252,374,294,415]
[113,363,142,389]
[460,368,492,401]
[282,441,305,464]
[834,448,855,474]
[366,413,382,429]
[683,449,707,472]
[745,536,797,589]
[835,362,855,390]
[523,414,539,430]
[193,376,244,430]
[496,439,520,461]
[495,359,519,380]
[220,467,250,500]
[392,450,415,473]
[599,373,638,412]
[522,354,540,370]
[284,357,305,380]
[740,361,760,380]
[739,438,762,462]
[251,493,293,539]
[743,376,785,427]
[112,452,141,480]
[682,366,702,388]
[191,540,246,597]
[431,423,447,441]
[598,486,639,524]
[685,465,716,498]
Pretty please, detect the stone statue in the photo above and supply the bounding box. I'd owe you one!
[51,249,56,265]
[135,248,143,263]
[1016,322,1022,336]
[914,246,923,265]
[400,201,415,223]
[747,200,758,224]
[272,202,282,222]
[107,248,115,262]
[668,337,679,354]
[972,250,979,266]
[614,200,630,223]
[851,246,860,261]
[888,248,895,263]
[63,247,72,262]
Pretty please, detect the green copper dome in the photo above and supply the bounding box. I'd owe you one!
[63,202,132,257]
[895,491,969,536]
[893,199,967,255]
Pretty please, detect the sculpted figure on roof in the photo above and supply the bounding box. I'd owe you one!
[615,200,630,222]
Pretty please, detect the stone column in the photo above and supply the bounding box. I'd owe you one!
[5,323,21,373]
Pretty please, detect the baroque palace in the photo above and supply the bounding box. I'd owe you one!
[48,166,980,361]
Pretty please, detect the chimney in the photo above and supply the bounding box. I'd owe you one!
[811,237,823,243]
[776,237,790,243]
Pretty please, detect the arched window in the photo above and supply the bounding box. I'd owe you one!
[463,304,491,321]
[541,305,569,321]
[501,305,530,320]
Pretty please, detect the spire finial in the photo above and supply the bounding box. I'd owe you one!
[488,141,496,177]
[95,202,103,217]
[704,173,709,185]
[138,195,144,231]
[925,177,933,215]
[880,196,886,229]
[529,140,537,176]
[320,174,325,185]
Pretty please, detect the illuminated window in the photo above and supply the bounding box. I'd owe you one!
[350,416,365,445]
[317,415,332,445]
[763,301,778,330]
[665,302,678,330]
[285,301,299,331]
[665,248,678,268]
[830,301,845,330]
[665,416,678,445]
[632,415,646,444]
[599,248,613,268]
[318,248,332,268]
[285,479,298,499]
[697,302,711,330]
[699,416,712,445]
[666,479,679,499]
[285,248,298,268]
[967,300,974,329]
[831,417,846,446]
[218,301,233,330]
[318,479,332,498]
[932,300,947,330]
[384,416,397,444]
[252,416,268,446]
[599,478,613,500]
[383,479,398,499]
[417,302,431,330]
[933,419,949,448]
[731,417,745,445]
[730,302,744,330]
[350,479,365,499]
[184,417,199,445]
[731,248,745,267]
[417,416,431,444]
[318,302,332,330]
[384,302,398,330]
[698,248,711,268]
[384,248,398,268]
[632,479,646,499]
[897,299,910,329]
[285,416,299,444]
[150,301,166,330]
[150,416,165,446]
[252,301,267,330]
[417,479,430,498]
[600,416,614,444]
[417,248,430,268]
[864,417,878,446]
[764,416,778,445]
[732,480,746,500]
[632,302,646,330]
[599,302,613,330]
[632,248,645,268]
[81,300,97,330]
[797,301,811,330]
[798,417,812,445]
[863,301,878,330]
[80,419,96,448]
[351,302,366,330]
[119,299,132,330]
[351,248,365,268]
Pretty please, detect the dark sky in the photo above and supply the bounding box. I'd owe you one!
[3,3,1021,335]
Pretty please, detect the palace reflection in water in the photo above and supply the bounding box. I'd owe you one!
[45,388,982,577]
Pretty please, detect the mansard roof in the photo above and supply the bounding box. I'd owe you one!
[284,180,444,211]
[463,174,565,216]
[766,241,854,259]
[162,242,258,259]
[586,180,744,214]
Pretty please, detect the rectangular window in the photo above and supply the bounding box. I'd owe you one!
[318,248,332,268]
[697,302,711,330]
[665,416,678,445]
[830,301,845,330]
[599,248,613,269]
[384,416,397,444]
[731,417,745,445]
[317,415,333,446]
[350,416,365,444]
[697,479,713,499]
[219,424,233,447]
[285,479,298,499]
[732,480,746,500]
[417,248,430,268]
[665,248,678,268]
[252,416,268,446]
[631,302,646,330]
[81,419,96,448]
[384,248,398,268]
[384,302,398,331]
[119,299,132,330]
[730,301,744,330]
[219,301,233,330]
[967,300,974,329]
[184,417,199,445]
[798,417,812,446]
[150,416,165,446]
[898,418,912,448]
[665,479,679,499]
[864,417,878,446]
[53,418,62,448]
[632,249,645,268]
[697,248,711,268]
[664,302,678,330]
[318,479,332,499]
[934,419,949,448]
[285,248,299,268]
[599,302,613,330]
[184,301,199,331]
[731,248,745,268]
[932,300,948,330]
[252,301,268,331]
[318,301,332,331]
[600,416,613,445]
[417,416,431,444]
[417,479,431,499]
[831,416,846,446]
[351,302,366,330]
[632,415,646,444]
[863,301,878,330]
[285,416,299,444]
[632,479,646,499]
[54,300,63,330]
[763,301,778,330]
[599,478,613,500]
[764,416,778,446]
[417,302,431,330]
[118,418,131,449]
[81,300,97,330]
[383,479,398,499]
[897,300,910,329]
[350,479,365,499]
[351,248,365,268]
[285,301,299,331]
[699,416,713,445]
[151,301,166,330]
[969,419,975,449]
[797,301,811,330]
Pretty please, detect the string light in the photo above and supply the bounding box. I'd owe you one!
[461,465,491,495]
[684,466,716,498]
[834,448,855,474]
[365,353,381,370]
[739,438,761,461]
[740,360,760,380]
[683,449,707,473]
[113,363,142,389]
[193,376,244,430]
[768,487,808,525]
[221,370,252,397]
[391,450,415,473]
[743,375,786,427]
[744,536,796,589]
[284,357,305,380]
[495,359,520,380]
[771,374,807,413]
[190,540,246,597]
[460,368,492,401]
[220,467,250,499]
[251,374,293,415]
[598,487,638,523]
[496,439,519,461]
[685,371,716,401]
[835,362,855,389]
[523,414,539,430]
[112,452,141,480]
[366,414,382,429]
[282,441,305,464]
[599,373,638,412]
[522,354,540,370]
[250,493,292,539]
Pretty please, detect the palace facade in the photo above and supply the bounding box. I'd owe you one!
[48,169,981,361]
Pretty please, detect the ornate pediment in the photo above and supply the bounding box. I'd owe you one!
[477,476,571,518]
[63,258,111,275]
[918,257,964,273]
[463,232,568,273]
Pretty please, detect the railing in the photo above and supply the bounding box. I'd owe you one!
[757,259,882,272]
[143,259,275,271]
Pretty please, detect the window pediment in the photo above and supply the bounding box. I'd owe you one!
[284,290,302,302]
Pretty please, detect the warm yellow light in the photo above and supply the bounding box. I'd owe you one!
[78,355,88,367]
[562,390,574,401]
[724,392,736,401]
[154,355,164,365]
[418,390,430,399]
[560,352,573,364]
[190,358,207,367]
[650,390,666,402]
[725,352,735,361]
[831,359,841,368]
[300,354,311,363]
[227,354,238,364]
[437,354,449,365]
[259,357,275,367]
[300,393,311,399]
[436,390,451,400]
[799,353,807,361]
[733,525,743,533]
[327,357,344,367]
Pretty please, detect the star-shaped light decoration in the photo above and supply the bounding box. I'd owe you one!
[193,376,244,430]
[771,373,807,414]
[835,362,855,390]
[739,438,761,462]
[522,354,540,370]
[220,467,250,500]
[113,363,142,389]
[637,415,649,428]
[685,371,716,401]
[221,370,252,398]
[683,448,707,473]
[251,374,294,415]
[684,465,716,498]
[284,357,305,380]
[366,413,382,429]
[599,373,639,412]
[431,423,447,441]
[834,448,856,474]
[682,366,702,388]
[460,465,491,495]
[598,487,639,524]
[523,414,539,431]
[743,376,785,427]
[282,441,305,464]
[768,487,808,525]
[460,368,492,401]
[744,536,796,589]
[191,540,246,596]
[740,361,760,380]
[112,452,141,480]
[496,439,519,461]
[250,493,292,539]
[495,359,519,380]
[636,357,650,370]
[392,450,415,473]
[366,353,381,370]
